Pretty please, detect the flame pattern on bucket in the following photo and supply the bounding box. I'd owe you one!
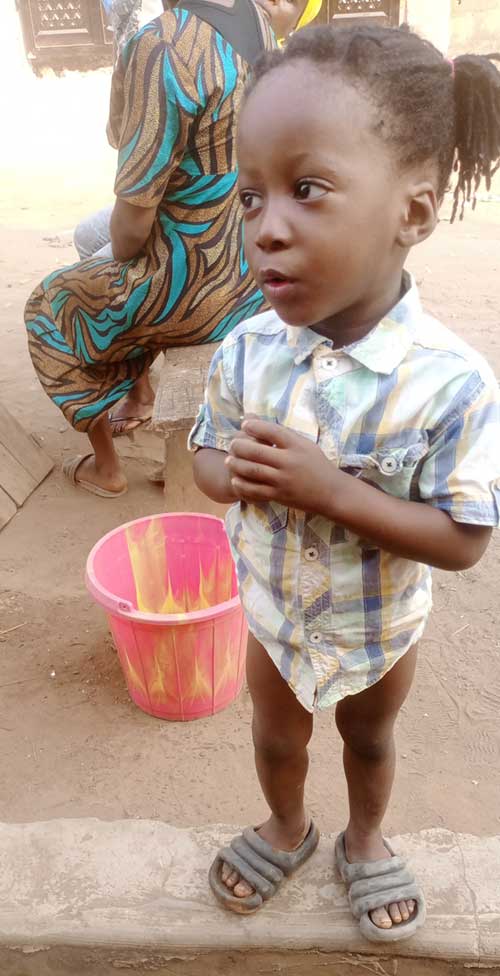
[86,514,247,721]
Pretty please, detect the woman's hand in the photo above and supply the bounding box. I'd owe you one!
[226,418,337,514]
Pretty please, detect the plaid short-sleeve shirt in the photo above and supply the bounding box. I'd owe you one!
[189,278,500,712]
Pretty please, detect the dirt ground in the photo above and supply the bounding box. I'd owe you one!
[1,56,500,837]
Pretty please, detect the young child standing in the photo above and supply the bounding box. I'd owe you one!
[189,25,500,942]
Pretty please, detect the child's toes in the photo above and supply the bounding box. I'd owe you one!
[233,877,255,898]
[399,900,410,921]
[223,867,240,889]
[388,902,402,924]
[370,906,393,929]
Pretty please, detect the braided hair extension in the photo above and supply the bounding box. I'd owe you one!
[247,25,500,221]
[452,52,500,219]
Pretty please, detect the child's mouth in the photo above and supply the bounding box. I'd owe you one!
[261,269,297,297]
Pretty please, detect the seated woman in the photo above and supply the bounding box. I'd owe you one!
[24,0,308,497]
[72,0,322,438]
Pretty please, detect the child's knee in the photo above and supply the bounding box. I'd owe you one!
[252,716,311,762]
[336,710,395,762]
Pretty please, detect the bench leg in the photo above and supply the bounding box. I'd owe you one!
[162,428,228,517]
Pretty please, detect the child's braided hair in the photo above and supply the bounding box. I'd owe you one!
[247,25,500,221]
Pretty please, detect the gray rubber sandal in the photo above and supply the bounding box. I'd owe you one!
[335,831,426,943]
[209,822,320,914]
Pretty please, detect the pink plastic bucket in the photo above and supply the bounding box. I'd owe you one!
[85,513,247,721]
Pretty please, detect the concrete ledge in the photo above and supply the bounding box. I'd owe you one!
[0,821,498,974]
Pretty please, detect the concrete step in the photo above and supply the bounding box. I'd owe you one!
[0,820,498,975]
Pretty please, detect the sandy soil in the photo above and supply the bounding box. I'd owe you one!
[1,55,500,836]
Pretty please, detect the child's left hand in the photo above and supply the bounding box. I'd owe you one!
[226,417,337,515]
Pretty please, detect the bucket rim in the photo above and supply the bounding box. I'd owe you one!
[85,512,241,625]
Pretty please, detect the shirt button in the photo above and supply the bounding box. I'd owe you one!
[309,632,322,644]
[304,546,319,562]
[380,456,399,475]
[324,358,337,369]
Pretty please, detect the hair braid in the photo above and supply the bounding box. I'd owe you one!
[452,53,500,220]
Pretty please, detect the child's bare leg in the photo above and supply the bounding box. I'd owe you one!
[335,644,418,930]
[222,634,313,898]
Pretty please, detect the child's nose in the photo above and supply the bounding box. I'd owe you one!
[255,204,291,251]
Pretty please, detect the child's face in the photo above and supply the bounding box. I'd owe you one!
[237,63,436,335]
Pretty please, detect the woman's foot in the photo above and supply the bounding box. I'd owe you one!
[63,453,127,496]
[344,827,416,930]
[221,815,310,898]
[109,371,155,436]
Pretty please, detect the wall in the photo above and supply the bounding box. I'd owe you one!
[402,0,452,53]
[449,0,500,55]
[1,2,115,229]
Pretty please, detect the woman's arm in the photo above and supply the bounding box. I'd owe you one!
[110,198,157,261]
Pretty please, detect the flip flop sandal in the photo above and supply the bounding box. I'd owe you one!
[147,465,165,486]
[335,831,426,943]
[108,413,153,437]
[62,454,128,498]
[209,822,320,915]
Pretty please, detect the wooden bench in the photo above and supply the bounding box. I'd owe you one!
[0,401,54,531]
[151,344,226,516]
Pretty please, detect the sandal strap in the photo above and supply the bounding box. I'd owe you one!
[231,836,285,885]
[242,822,319,876]
[218,846,278,899]
[349,867,414,902]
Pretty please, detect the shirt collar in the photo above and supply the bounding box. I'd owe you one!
[286,273,421,374]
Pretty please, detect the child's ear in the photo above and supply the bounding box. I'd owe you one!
[397,182,439,248]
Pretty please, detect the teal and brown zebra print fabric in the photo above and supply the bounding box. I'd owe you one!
[24,6,274,432]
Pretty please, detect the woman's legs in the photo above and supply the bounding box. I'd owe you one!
[335,643,418,929]
[108,366,156,435]
[72,413,128,493]
[73,208,154,437]
[222,634,313,897]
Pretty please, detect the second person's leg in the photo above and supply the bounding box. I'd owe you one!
[73,205,113,260]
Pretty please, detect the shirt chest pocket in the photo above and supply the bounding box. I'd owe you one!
[339,439,428,501]
[244,500,289,535]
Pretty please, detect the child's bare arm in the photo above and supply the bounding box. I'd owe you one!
[318,466,491,572]
[193,447,237,504]
[226,419,491,572]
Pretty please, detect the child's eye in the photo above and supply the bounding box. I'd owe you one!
[295,181,327,201]
[239,190,262,212]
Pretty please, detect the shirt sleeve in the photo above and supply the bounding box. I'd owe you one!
[188,343,243,453]
[108,18,200,207]
[418,369,500,526]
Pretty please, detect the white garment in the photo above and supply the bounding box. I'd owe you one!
[137,0,165,26]
[109,0,165,56]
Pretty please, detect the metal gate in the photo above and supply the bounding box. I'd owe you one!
[318,0,401,28]
[17,0,113,71]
